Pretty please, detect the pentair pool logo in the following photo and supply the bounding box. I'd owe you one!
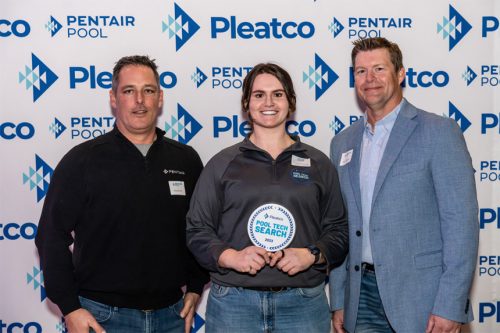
[462,66,477,86]
[328,18,344,38]
[191,67,208,88]
[22,154,53,202]
[164,104,203,144]
[446,101,471,133]
[49,117,67,139]
[330,116,345,135]
[303,54,339,101]
[437,5,472,51]
[27,266,47,302]
[45,16,63,37]
[18,53,58,102]
[162,3,200,51]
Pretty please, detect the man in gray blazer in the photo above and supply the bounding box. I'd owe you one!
[329,37,479,333]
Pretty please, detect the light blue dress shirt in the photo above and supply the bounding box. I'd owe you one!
[360,101,403,264]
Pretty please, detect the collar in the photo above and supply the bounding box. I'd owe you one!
[364,99,403,135]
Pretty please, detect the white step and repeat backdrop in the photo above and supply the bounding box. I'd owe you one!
[1,0,499,332]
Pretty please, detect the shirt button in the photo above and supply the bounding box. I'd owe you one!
[356,230,361,237]
[354,265,360,271]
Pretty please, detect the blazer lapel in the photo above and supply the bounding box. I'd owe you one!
[372,101,418,206]
[347,120,364,218]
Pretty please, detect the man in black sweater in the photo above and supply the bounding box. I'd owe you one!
[35,55,208,333]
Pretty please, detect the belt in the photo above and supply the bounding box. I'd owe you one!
[244,286,288,292]
[362,262,375,273]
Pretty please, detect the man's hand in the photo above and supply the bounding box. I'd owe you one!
[275,248,315,276]
[65,308,105,333]
[332,310,345,333]
[218,246,270,275]
[425,314,461,333]
[180,292,201,333]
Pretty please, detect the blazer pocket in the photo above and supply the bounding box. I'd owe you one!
[414,249,443,269]
[390,161,425,177]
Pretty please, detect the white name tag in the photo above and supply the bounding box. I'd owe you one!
[291,155,311,167]
[168,181,186,196]
[340,149,353,166]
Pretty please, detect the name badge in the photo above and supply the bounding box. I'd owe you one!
[291,155,311,167]
[340,149,353,166]
[247,203,296,251]
[169,181,186,196]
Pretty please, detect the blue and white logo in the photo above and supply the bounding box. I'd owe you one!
[191,67,208,88]
[479,256,500,278]
[478,65,500,87]
[447,101,471,133]
[162,3,200,51]
[330,116,345,135]
[331,16,412,39]
[192,313,205,333]
[164,104,203,144]
[69,116,114,140]
[437,5,472,51]
[0,320,43,332]
[329,115,362,135]
[479,161,500,182]
[482,113,500,134]
[247,203,296,252]
[45,16,63,37]
[479,301,500,323]
[52,15,135,39]
[211,17,314,39]
[0,122,35,140]
[462,66,477,86]
[0,222,37,241]
[57,317,68,333]
[0,19,31,37]
[27,266,47,302]
[22,154,53,202]
[211,66,252,89]
[19,53,58,102]
[303,54,339,101]
[49,118,67,139]
[328,18,344,38]
[480,207,500,229]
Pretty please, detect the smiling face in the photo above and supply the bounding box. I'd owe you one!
[110,64,163,143]
[247,73,290,133]
[353,48,405,121]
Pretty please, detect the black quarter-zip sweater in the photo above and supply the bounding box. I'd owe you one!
[35,127,208,315]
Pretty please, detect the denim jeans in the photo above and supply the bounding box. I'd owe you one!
[205,282,330,333]
[354,269,395,333]
[79,296,185,333]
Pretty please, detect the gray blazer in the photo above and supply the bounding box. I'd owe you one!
[329,99,479,333]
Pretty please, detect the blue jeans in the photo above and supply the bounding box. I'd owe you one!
[355,269,395,333]
[79,296,185,333]
[206,282,330,333]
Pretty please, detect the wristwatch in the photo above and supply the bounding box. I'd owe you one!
[306,245,321,264]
